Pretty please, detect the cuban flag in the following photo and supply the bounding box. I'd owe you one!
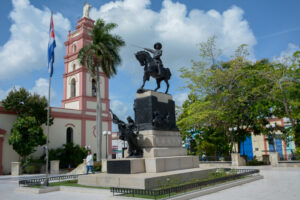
[48,14,56,77]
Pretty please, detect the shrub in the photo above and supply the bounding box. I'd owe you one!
[22,156,44,174]
[24,165,40,174]
[94,162,102,171]
[295,147,300,160]
[49,143,88,169]
[247,156,264,166]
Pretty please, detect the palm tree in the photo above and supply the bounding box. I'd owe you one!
[78,19,125,161]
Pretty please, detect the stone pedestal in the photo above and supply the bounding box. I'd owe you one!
[50,160,60,174]
[107,158,145,174]
[270,152,279,167]
[106,91,199,174]
[79,168,216,190]
[231,153,246,166]
[134,91,177,131]
[145,156,199,173]
[139,130,186,157]
[11,162,21,176]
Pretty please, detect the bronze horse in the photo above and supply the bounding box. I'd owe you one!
[135,51,171,94]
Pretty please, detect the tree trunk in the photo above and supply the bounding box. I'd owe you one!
[279,82,298,147]
[96,67,102,161]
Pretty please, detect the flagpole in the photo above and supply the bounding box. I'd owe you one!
[44,10,54,187]
[45,73,51,186]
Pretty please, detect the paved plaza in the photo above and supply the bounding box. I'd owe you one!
[0,166,299,200]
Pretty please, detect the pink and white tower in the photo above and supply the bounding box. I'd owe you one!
[62,17,110,111]
[61,14,112,153]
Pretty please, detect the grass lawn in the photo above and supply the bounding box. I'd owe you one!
[25,169,253,199]
[49,180,109,189]
[27,180,109,190]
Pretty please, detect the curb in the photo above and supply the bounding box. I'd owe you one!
[167,175,264,200]
[16,186,60,194]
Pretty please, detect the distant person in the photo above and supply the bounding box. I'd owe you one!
[202,154,207,161]
[86,150,94,174]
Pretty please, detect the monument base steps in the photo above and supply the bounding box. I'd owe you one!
[103,156,199,174]
[145,156,199,173]
[143,147,187,157]
[78,168,216,190]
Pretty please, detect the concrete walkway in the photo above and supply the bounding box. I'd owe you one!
[192,166,300,200]
[0,166,299,200]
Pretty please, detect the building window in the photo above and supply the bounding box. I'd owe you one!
[71,78,76,97]
[72,64,76,71]
[92,79,96,97]
[66,127,73,144]
[73,44,77,53]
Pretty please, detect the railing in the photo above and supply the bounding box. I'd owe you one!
[111,168,259,199]
[19,174,84,186]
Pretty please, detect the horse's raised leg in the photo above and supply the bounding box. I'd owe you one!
[154,79,161,91]
[165,79,169,94]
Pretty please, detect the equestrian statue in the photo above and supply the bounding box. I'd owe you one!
[135,42,171,94]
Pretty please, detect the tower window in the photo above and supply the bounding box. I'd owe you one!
[73,44,77,53]
[66,127,73,144]
[92,79,96,97]
[71,78,76,97]
[72,64,76,71]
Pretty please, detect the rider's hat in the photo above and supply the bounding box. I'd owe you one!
[154,42,162,50]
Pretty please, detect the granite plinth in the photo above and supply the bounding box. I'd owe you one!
[143,147,187,158]
[134,91,177,131]
[139,130,181,148]
[78,168,216,190]
[145,156,199,173]
[106,158,145,174]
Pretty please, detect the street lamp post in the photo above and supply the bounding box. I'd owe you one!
[103,131,111,159]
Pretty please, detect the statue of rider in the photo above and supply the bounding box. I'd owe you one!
[144,42,163,76]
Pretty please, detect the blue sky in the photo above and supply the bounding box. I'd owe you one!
[0,0,299,121]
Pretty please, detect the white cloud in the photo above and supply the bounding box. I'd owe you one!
[90,0,256,78]
[0,77,56,102]
[173,92,188,106]
[0,86,21,101]
[0,89,9,101]
[0,0,71,81]
[274,43,300,63]
[110,99,131,131]
[110,99,130,121]
[30,78,56,99]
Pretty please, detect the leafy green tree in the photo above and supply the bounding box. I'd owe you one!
[2,87,51,125]
[262,51,300,146]
[8,116,46,162]
[78,19,125,161]
[195,127,232,158]
[2,87,50,161]
[2,87,30,115]
[178,37,273,153]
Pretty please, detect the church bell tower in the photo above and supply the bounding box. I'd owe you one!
[62,16,109,111]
